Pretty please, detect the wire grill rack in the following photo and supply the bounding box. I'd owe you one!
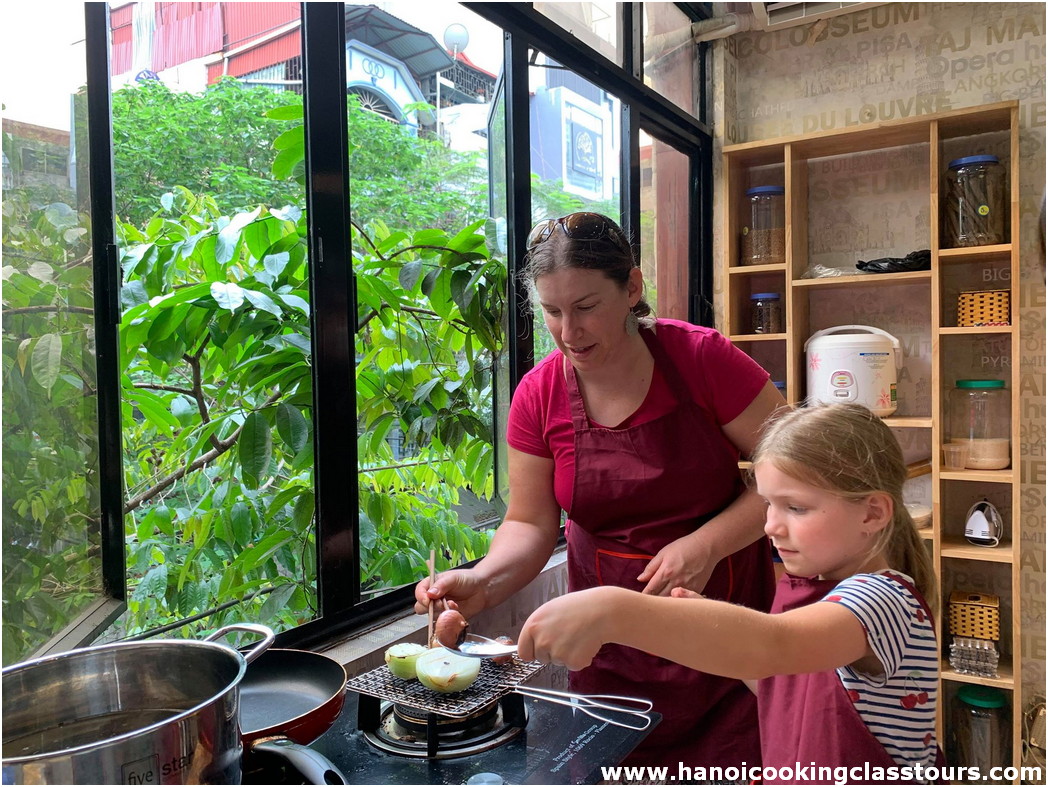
[346,654,545,717]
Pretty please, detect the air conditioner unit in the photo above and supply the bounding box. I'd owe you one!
[751,1,884,32]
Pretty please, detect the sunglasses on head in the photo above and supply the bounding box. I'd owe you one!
[526,212,628,251]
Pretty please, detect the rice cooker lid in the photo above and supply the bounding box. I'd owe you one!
[807,332,894,347]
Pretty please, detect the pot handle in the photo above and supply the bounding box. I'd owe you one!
[250,739,348,785]
[204,623,275,664]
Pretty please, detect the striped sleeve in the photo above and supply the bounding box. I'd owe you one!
[818,573,940,771]
[820,574,915,685]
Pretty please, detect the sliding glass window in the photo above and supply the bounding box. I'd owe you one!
[1,2,713,662]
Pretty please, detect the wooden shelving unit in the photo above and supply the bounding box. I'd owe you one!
[721,100,1023,775]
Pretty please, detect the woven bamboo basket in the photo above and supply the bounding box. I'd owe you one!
[957,289,1010,327]
[948,591,1001,640]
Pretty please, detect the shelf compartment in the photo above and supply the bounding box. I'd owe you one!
[938,243,1012,263]
[885,416,933,429]
[938,326,1013,336]
[941,536,1014,564]
[729,333,786,343]
[793,270,931,289]
[728,262,787,275]
[940,659,1015,690]
[939,469,1014,483]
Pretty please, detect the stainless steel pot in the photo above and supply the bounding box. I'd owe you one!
[1,623,274,785]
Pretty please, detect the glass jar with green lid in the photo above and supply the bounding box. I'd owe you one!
[947,380,1010,470]
[949,685,1010,780]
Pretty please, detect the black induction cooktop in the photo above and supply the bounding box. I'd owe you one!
[245,688,659,785]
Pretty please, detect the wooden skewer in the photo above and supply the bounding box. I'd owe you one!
[426,549,436,648]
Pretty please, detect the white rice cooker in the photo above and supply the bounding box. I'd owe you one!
[804,325,901,417]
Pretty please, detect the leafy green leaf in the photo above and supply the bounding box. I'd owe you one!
[30,334,62,394]
[238,411,273,490]
[211,282,245,311]
[275,402,309,453]
[259,583,297,621]
[242,288,283,317]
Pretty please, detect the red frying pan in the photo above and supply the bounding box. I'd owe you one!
[239,648,349,784]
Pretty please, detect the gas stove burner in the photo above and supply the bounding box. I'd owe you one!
[363,698,527,759]
[392,700,499,733]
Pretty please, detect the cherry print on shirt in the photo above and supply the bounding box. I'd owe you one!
[900,671,929,709]
[847,689,861,703]
[825,595,842,602]
[916,607,926,623]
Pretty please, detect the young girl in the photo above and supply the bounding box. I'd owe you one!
[518,402,942,781]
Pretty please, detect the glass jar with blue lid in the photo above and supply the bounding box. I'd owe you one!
[943,154,1005,248]
[750,292,783,334]
[740,185,785,265]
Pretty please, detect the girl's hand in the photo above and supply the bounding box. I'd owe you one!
[670,586,703,599]
[636,533,717,596]
[518,587,616,670]
[414,569,488,620]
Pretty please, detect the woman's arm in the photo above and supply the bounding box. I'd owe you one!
[637,380,786,595]
[416,447,562,619]
[519,585,872,678]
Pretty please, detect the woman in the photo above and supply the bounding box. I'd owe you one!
[415,212,783,767]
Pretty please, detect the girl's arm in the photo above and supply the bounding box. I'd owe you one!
[517,585,873,679]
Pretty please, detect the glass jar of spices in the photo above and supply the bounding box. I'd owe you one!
[750,292,783,334]
[943,155,1005,248]
[740,186,786,265]
[947,379,1010,470]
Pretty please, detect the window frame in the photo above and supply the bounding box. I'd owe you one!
[61,0,715,655]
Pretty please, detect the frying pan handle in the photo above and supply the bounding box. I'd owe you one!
[250,739,348,785]
[204,623,275,664]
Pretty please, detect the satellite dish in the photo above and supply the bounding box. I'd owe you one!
[443,23,469,55]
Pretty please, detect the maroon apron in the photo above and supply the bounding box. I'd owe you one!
[758,573,945,784]
[565,328,775,768]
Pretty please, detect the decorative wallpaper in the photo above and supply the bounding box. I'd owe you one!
[710,0,1046,730]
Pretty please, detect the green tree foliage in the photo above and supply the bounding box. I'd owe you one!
[111,79,302,225]
[3,80,501,660]
[111,80,487,232]
[1,194,102,664]
[115,190,501,638]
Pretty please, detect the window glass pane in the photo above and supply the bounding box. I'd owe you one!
[643,3,700,120]
[2,7,101,664]
[351,2,506,599]
[639,128,692,321]
[488,78,512,503]
[528,51,622,362]
[534,2,621,64]
[107,2,312,640]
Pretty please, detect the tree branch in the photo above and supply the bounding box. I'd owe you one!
[123,390,283,515]
[133,382,195,396]
[3,305,95,316]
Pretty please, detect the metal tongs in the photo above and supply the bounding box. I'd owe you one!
[443,636,653,730]
[509,686,654,731]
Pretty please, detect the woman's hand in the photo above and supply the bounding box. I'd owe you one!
[636,532,718,596]
[414,569,489,621]
[517,587,617,670]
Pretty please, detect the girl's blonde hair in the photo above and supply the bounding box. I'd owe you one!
[752,402,938,615]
